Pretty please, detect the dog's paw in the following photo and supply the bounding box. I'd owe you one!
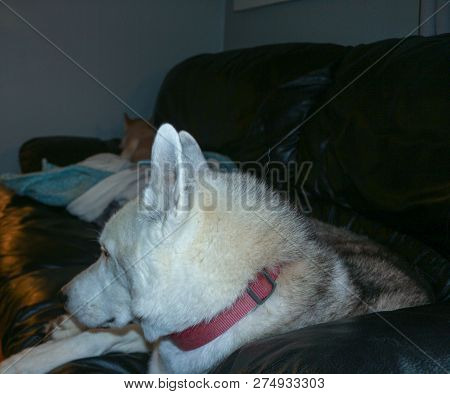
[0,349,37,374]
[45,315,83,341]
[0,357,18,374]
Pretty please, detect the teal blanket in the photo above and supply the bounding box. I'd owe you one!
[0,165,112,206]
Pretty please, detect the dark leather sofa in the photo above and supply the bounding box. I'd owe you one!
[1,34,449,373]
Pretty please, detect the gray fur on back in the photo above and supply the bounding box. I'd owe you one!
[297,218,432,324]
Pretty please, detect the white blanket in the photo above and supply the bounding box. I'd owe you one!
[66,153,143,222]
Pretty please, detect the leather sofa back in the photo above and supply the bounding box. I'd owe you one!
[153,35,450,262]
[153,42,348,158]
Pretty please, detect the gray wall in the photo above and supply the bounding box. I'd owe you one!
[0,0,225,172]
[225,0,420,49]
[1,0,422,172]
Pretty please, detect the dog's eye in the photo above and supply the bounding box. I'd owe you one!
[101,247,110,259]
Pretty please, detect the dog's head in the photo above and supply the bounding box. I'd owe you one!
[120,114,156,162]
[62,124,269,341]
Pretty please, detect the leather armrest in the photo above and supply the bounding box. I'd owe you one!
[213,303,450,373]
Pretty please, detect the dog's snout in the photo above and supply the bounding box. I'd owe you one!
[57,290,68,305]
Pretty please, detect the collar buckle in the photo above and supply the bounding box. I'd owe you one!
[245,269,277,305]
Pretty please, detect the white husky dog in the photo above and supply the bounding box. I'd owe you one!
[0,124,430,374]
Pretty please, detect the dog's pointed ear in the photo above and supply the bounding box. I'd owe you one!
[124,113,131,127]
[175,131,208,213]
[151,123,181,169]
[179,131,206,169]
[141,126,208,219]
[141,123,182,215]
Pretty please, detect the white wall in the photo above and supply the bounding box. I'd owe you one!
[0,0,225,172]
[224,0,420,49]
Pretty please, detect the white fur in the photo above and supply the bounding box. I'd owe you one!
[0,124,327,373]
[0,123,428,374]
[0,322,147,374]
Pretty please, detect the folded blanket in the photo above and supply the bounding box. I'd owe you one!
[0,154,130,206]
[0,165,110,206]
[67,168,142,222]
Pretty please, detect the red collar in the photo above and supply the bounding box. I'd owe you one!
[169,266,281,351]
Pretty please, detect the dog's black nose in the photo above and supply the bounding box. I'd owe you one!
[57,290,68,305]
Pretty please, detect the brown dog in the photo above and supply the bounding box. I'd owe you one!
[120,114,157,162]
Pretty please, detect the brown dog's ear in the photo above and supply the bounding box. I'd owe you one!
[124,113,132,126]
